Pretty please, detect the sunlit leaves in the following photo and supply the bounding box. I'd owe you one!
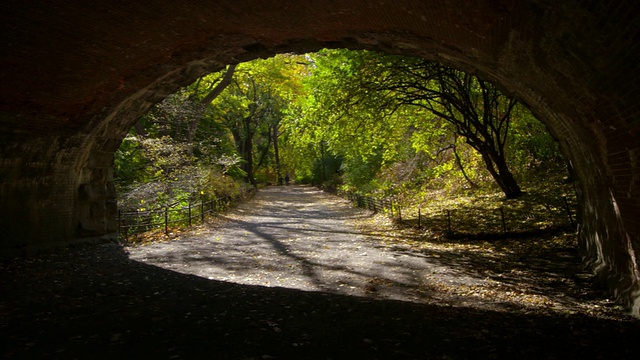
[291,49,565,200]
[117,48,567,214]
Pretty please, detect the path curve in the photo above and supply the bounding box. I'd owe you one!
[129,185,470,303]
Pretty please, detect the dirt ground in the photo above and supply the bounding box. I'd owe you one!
[1,185,639,359]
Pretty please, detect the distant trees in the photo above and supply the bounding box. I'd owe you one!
[115,56,305,208]
[298,50,525,198]
[210,56,304,185]
[115,49,566,208]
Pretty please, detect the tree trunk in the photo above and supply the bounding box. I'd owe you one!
[186,64,237,143]
[320,140,326,184]
[255,130,272,170]
[451,142,478,188]
[134,121,148,138]
[242,116,256,186]
[479,148,522,199]
[494,155,522,198]
[273,124,282,184]
[200,64,237,105]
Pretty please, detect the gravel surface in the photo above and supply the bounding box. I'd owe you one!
[2,185,639,359]
[128,185,481,303]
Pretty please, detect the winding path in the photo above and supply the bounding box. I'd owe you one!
[129,185,476,303]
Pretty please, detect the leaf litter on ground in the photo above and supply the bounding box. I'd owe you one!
[352,197,632,321]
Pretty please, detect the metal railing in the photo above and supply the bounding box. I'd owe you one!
[341,191,396,216]
[118,196,234,239]
[340,190,576,237]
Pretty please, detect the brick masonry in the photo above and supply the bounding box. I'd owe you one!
[0,0,639,315]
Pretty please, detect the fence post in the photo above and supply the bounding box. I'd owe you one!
[563,196,574,226]
[164,207,168,235]
[188,202,192,227]
[119,209,128,241]
[418,208,421,229]
[500,207,507,234]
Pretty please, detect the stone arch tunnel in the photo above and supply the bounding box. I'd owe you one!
[1,1,639,314]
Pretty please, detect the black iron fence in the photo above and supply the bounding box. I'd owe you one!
[341,190,576,237]
[341,191,396,216]
[118,196,234,239]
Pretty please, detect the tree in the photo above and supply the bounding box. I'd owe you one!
[302,50,523,198]
[377,60,522,198]
[187,64,237,143]
[210,55,306,185]
[114,65,244,207]
[292,51,407,191]
[129,64,236,144]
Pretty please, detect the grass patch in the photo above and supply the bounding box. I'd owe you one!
[396,173,577,237]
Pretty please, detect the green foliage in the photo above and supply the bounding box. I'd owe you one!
[205,55,307,185]
[289,49,566,200]
[506,105,565,174]
[115,49,570,226]
[115,133,197,208]
[114,135,151,185]
[115,54,309,209]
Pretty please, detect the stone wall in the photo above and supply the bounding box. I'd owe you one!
[0,0,638,314]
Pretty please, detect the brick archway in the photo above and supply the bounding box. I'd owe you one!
[1,1,638,314]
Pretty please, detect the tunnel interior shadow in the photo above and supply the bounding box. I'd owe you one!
[1,243,639,359]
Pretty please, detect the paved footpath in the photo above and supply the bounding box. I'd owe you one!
[129,185,481,303]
